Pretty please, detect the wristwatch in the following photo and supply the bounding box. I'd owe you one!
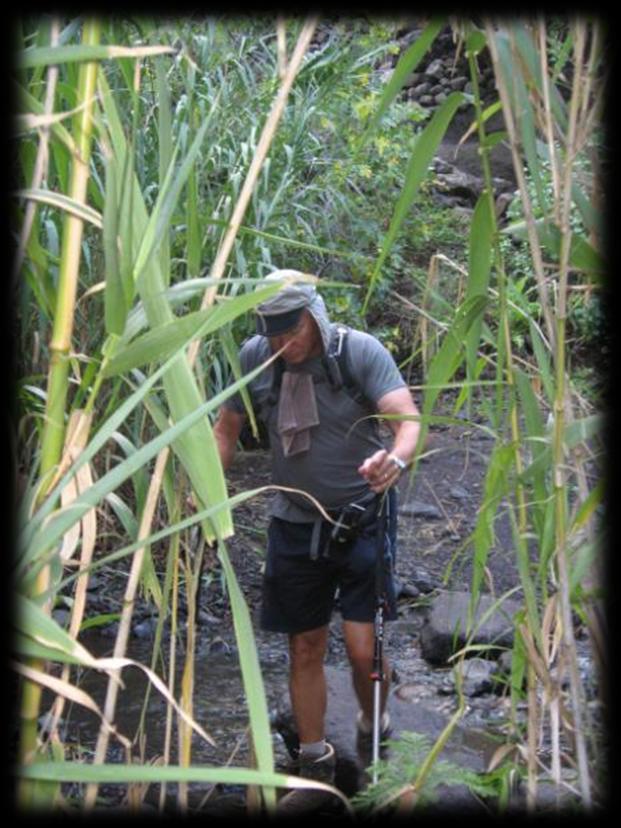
[388,454,407,473]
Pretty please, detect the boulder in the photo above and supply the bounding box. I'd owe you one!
[433,169,485,206]
[420,590,521,665]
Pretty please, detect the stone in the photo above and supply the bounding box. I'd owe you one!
[420,590,522,666]
[413,82,431,96]
[426,58,445,79]
[449,76,468,90]
[434,169,484,206]
[404,71,421,88]
[399,500,443,520]
[411,567,440,594]
[449,484,470,501]
[439,657,498,697]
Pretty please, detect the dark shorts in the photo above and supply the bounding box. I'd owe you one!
[260,492,398,634]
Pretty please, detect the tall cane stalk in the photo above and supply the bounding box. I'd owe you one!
[17,18,101,810]
[486,18,602,807]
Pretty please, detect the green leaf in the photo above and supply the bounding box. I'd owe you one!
[219,540,276,808]
[20,349,280,573]
[17,761,350,812]
[502,218,605,281]
[20,43,174,69]
[466,30,487,56]
[15,595,102,667]
[494,29,548,217]
[102,151,127,335]
[471,442,514,601]
[98,71,233,540]
[514,367,549,542]
[571,479,604,533]
[16,188,102,228]
[79,613,122,632]
[465,193,494,376]
[104,280,285,377]
[424,294,488,418]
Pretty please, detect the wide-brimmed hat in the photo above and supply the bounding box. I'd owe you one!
[255,271,317,337]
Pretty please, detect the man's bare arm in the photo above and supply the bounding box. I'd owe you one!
[213,407,247,470]
[358,386,420,493]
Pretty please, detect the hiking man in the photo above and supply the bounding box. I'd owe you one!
[213,271,420,813]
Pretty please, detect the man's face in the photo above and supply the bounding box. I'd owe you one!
[268,310,322,364]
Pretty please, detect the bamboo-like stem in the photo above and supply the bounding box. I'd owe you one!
[13,18,60,286]
[84,447,170,809]
[525,663,538,811]
[486,18,598,809]
[38,21,101,484]
[177,537,203,812]
[548,21,592,808]
[17,19,101,810]
[276,17,288,81]
[159,531,180,812]
[485,23,556,352]
[466,33,534,626]
[464,57,547,806]
[187,15,318,365]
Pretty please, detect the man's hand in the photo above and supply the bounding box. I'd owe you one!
[358,449,402,493]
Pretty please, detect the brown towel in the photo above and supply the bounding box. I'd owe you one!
[277,372,319,456]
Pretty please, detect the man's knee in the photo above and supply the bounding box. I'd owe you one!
[343,621,375,672]
[289,626,328,670]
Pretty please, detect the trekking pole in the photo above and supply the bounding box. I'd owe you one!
[370,491,389,784]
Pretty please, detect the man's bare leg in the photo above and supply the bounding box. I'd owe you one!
[343,620,390,724]
[288,625,330,744]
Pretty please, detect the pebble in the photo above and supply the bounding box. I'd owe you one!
[449,484,470,501]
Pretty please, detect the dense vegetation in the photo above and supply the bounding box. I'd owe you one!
[12,15,607,815]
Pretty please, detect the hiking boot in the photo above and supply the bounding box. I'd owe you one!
[355,710,392,768]
[276,742,339,816]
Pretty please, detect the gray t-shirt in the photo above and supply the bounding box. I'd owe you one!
[225,326,406,521]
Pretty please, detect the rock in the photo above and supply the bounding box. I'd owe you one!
[411,567,440,594]
[439,657,498,697]
[198,609,222,625]
[394,576,420,600]
[404,71,421,88]
[449,484,470,501]
[399,500,443,520]
[449,76,468,90]
[413,81,431,96]
[420,590,522,666]
[133,615,158,639]
[426,58,445,79]
[434,169,484,206]
[208,636,233,655]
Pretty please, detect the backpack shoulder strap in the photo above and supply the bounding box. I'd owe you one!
[323,325,369,408]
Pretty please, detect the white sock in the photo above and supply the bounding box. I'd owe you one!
[357,711,390,734]
[299,739,327,759]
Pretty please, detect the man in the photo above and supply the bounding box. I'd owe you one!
[213,271,420,813]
